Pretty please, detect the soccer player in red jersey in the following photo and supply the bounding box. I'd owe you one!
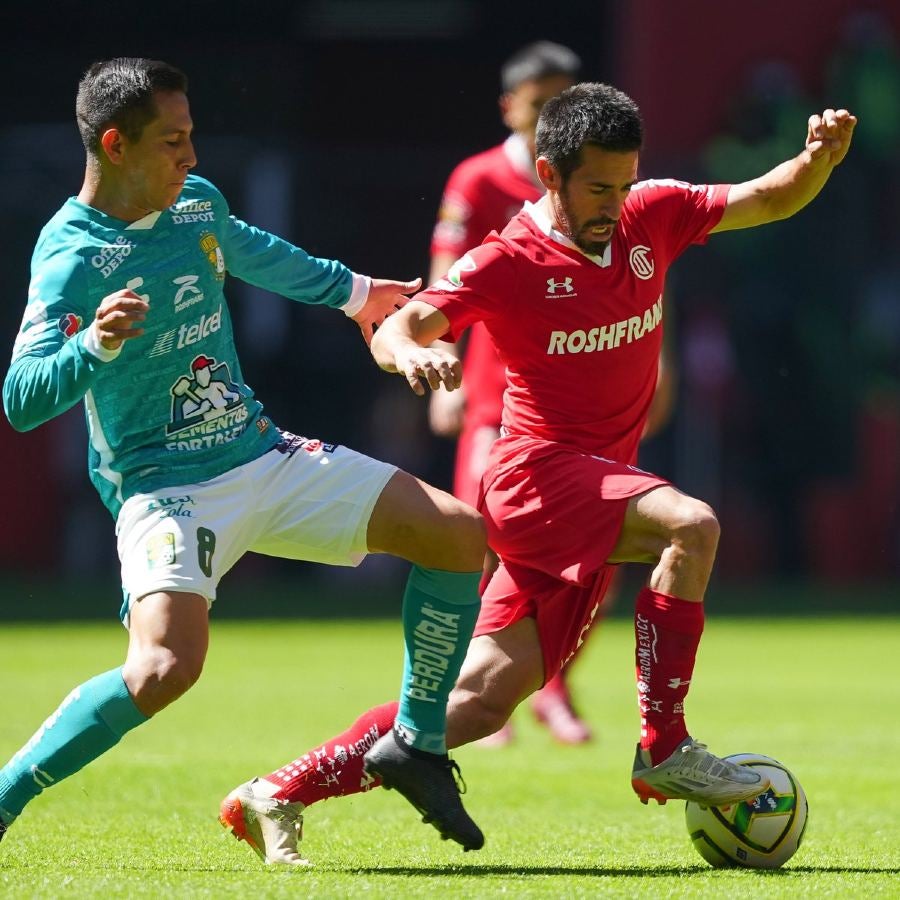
[221,83,856,865]
[428,42,595,745]
[430,44,677,747]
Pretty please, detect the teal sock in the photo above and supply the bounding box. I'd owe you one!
[0,667,147,823]
[395,565,481,754]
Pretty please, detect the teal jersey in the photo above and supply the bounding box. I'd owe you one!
[4,174,356,518]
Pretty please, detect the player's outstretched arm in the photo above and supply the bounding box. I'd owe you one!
[370,300,461,396]
[350,277,422,345]
[712,108,857,233]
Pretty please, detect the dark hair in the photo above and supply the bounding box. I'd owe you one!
[535,83,644,180]
[76,58,188,154]
[501,41,582,93]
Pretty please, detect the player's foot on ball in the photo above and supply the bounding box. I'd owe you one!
[219,778,309,866]
[363,727,485,851]
[475,721,515,748]
[531,691,592,745]
[631,737,770,807]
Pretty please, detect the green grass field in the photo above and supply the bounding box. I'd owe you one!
[1,616,898,898]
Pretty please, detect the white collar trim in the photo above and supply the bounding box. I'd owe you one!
[525,197,612,268]
[126,211,162,230]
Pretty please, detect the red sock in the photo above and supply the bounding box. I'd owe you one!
[266,702,398,806]
[634,587,704,764]
[537,669,569,702]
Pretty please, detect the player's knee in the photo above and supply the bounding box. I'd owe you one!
[446,503,487,570]
[410,498,486,571]
[671,499,720,561]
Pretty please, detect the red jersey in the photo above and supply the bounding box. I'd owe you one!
[420,179,730,465]
[431,135,542,259]
[431,136,542,429]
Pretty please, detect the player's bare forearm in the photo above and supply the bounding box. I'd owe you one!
[717,154,832,230]
[371,301,449,369]
[370,300,461,396]
[713,108,856,232]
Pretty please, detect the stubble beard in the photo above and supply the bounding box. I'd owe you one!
[555,191,614,256]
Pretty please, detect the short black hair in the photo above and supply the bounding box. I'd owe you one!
[501,41,582,93]
[535,82,643,180]
[76,57,188,154]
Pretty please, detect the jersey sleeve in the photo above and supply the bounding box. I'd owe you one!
[629,180,730,258]
[213,185,354,309]
[418,238,517,341]
[4,253,111,432]
[430,161,489,258]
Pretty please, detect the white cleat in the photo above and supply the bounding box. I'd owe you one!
[631,738,770,807]
[219,778,309,866]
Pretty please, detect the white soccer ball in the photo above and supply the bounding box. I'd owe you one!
[684,753,808,869]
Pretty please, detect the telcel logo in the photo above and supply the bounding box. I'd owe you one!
[178,305,222,349]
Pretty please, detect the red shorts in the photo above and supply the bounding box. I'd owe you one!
[473,434,670,678]
[474,560,616,680]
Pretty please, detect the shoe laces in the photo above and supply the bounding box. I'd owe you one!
[678,741,745,779]
[266,799,303,833]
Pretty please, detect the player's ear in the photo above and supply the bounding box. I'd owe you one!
[536,156,560,191]
[499,92,514,129]
[99,128,126,164]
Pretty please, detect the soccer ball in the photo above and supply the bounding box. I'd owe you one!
[684,753,808,869]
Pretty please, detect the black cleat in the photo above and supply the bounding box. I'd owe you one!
[363,728,485,851]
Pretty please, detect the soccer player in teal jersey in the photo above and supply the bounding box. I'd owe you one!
[0,57,486,859]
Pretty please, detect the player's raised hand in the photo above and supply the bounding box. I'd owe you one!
[352,277,423,345]
[393,346,462,397]
[806,108,857,168]
[92,289,149,351]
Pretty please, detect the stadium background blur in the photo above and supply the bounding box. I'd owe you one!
[1,0,898,619]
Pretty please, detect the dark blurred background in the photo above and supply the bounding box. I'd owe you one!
[1,0,898,618]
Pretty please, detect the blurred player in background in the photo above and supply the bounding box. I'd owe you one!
[221,82,856,866]
[429,41,675,746]
[0,57,487,858]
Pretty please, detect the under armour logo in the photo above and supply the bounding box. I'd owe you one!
[360,771,377,790]
[546,276,574,295]
[667,677,691,689]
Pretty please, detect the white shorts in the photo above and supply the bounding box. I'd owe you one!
[116,432,396,620]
